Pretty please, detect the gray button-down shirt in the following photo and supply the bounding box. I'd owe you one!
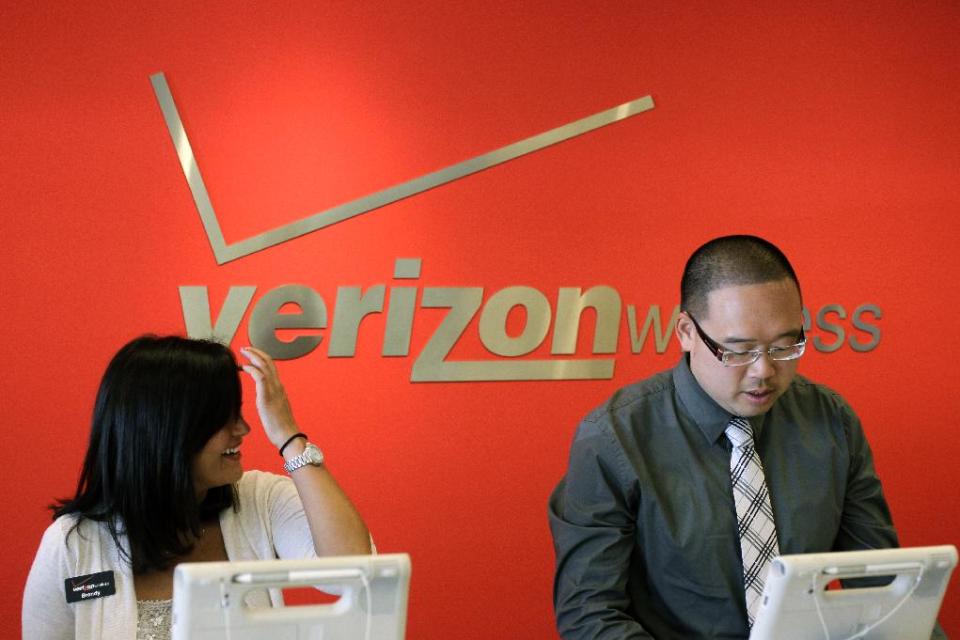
[549,357,898,639]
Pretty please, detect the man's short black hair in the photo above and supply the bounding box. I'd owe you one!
[680,235,802,319]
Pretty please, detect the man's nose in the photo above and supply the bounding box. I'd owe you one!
[747,350,776,378]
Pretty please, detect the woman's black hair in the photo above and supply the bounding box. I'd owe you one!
[54,335,241,574]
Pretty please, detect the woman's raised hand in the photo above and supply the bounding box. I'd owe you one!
[239,346,299,449]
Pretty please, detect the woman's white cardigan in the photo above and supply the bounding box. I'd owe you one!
[22,471,317,640]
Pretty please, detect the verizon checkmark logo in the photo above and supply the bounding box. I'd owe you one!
[150,72,654,265]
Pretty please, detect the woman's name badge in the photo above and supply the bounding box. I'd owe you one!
[64,571,116,603]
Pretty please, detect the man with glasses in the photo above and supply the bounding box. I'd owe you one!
[548,235,899,639]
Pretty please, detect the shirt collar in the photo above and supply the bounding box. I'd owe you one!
[672,355,765,445]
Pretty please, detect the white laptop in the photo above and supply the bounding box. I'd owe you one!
[172,553,411,640]
[751,545,956,640]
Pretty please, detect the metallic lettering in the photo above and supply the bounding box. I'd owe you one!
[814,304,846,353]
[627,304,680,354]
[176,263,882,382]
[551,286,621,355]
[384,287,418,357]
[248,285,327,360]
[328,286,385,357]
[383,259,421,357]
[411,287,614,382]
[393,258,422,280]
[151,72,655,265]
[179,285,256,345]
[850,304,882,352]
[479,286,551,357]
[412,287,483,382]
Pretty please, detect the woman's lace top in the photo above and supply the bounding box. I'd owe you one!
[136,598,172,640]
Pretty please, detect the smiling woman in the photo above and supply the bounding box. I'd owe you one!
[21,336,371,640]
[192,416,250,495]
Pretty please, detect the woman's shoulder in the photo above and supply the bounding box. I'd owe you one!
[235,469,297,505]
[223,471,301,544]
[237,469,292,490]
[32,514,113,570]
[39,514,100,546]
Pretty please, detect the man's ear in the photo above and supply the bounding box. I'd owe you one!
[675,312,696,353]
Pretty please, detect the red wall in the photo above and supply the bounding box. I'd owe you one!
[3,2,958,637]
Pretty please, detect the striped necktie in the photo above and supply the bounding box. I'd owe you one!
[725,416,780,626]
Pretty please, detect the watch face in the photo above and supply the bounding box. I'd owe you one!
[305,444,324,465]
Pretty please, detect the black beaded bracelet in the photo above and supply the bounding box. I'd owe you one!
[278,432,308,457]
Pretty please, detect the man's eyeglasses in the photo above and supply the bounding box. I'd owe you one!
[685,312,806,367]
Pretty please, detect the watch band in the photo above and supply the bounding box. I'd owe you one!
[283,442,324,473]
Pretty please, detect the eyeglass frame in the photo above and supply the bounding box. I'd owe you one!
[684,311,806,367]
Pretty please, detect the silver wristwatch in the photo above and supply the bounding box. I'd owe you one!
[283,442,324,473]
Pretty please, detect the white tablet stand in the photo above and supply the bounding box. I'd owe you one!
[172,553,411,640]
[751,545,956,640]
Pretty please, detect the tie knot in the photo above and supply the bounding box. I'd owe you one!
[725,417,754,449]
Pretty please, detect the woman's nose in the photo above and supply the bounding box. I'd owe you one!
[233,417,251,435]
